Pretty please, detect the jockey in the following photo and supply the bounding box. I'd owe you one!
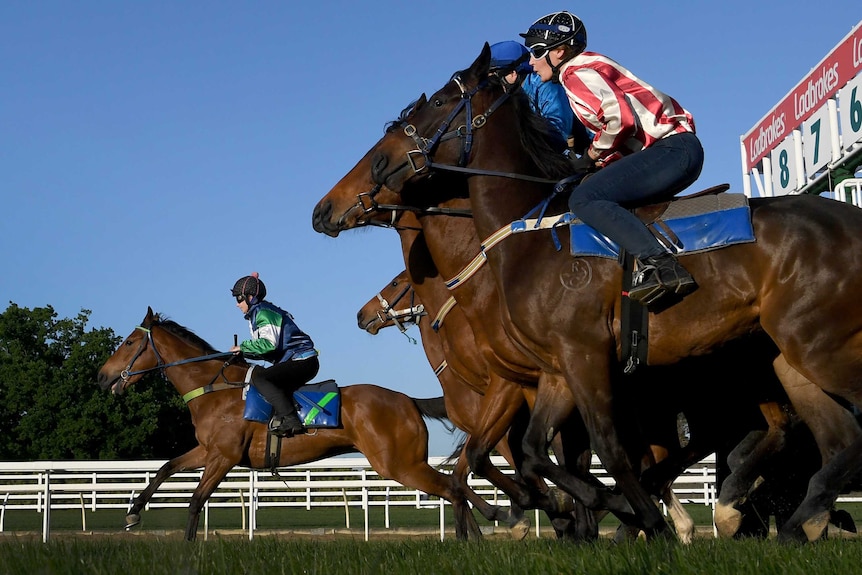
[230,272,319,437]
[489,40,589,154]
[521,11,704,306]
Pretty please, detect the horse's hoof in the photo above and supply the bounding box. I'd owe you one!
[713,502,742,538]
[548,487,575,514]
[510,517,531,541]
[125,514,141,530]
[801,511,830,542]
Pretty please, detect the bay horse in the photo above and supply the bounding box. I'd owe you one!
[359,269,535,539]
[355,204,604,541]
[317,115,763,541]
[96,307,485,541]
[358,268,714,543]
[313,44,862,542]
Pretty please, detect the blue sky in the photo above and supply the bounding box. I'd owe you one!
[2,2,859,456]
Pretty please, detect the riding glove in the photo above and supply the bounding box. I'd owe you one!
[568,153,597,175]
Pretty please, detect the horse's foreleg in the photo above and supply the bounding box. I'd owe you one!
[126,445,208,529]
[663,487,695,544]
[454,439,530,540]
[519,376,604,541]
[184,457,237,541]
[564,364,671,539]
[714,420,786,537]
[462,376,552,513]
[771,356,862,542]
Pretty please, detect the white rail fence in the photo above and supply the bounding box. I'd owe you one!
[0,455,722,542]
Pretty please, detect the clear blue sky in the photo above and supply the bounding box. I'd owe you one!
[2,2,859,456]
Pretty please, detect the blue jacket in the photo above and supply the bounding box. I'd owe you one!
[521,73,590,153]
[240,301,316,364]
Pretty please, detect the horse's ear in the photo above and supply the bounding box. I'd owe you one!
[144,306,154,326]
[467,42,492,79]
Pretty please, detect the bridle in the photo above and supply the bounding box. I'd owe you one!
[374,283,426,344]
[341,72,560,229]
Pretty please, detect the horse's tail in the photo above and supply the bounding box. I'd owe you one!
[412,396,448,421]
[442,431,468,467]
[412,396,457,433]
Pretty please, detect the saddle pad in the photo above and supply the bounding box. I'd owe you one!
[568,193,755,259]
[243,379,341,428]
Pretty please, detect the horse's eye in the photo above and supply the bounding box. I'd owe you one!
[391,281,398,288]
[125,339,134,346]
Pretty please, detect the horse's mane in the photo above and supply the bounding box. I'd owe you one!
[152,313,219,354]
[505,83,575,181]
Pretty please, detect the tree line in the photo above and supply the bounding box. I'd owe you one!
[0,303,196,460]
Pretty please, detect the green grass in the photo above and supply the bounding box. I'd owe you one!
[2,502,858,536]
[1,536,862,575]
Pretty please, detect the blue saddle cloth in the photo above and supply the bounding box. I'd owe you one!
[566,192,755,258]
[243,379,341,428]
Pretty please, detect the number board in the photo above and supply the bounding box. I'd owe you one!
[839,74,862,149]
[771,134,801,195]
[803,103,834,175]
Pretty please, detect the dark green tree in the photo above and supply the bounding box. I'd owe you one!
[0,303,197,460]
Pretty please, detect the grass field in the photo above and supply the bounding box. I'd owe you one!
[2,535,862,575]
[2,503,861,574]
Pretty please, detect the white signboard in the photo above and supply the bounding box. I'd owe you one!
[803,103,834,175]
[839,73,862,149]
[771,134,800,195]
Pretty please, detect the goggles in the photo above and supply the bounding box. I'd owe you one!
[235,294,247,303]
[527,42,560,59]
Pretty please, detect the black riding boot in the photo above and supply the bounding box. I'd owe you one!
[268,410,305,438]
[628,253,697,305]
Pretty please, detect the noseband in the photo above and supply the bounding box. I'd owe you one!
[373,284,426,345]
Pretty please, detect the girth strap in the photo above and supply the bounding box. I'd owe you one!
[182,382,239,404]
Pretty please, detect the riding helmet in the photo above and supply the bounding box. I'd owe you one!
[520,11,587,54]
[231,272,266,301]
[489,41,532,75]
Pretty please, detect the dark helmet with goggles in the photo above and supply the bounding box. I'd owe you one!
[231,272,266,302]
[520,11,587,59]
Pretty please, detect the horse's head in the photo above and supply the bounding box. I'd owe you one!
[357,270,425,335]
[368,44,500,193]
[97,307,161,396]
[313,44,499,237]
[313,43,569,237]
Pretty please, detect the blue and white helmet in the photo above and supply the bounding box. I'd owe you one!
[489,41,532,75]
[520,11,587,56]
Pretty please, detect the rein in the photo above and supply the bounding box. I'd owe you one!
[400,74,558,186]
[346,73,557,228]
[121,325,244,403]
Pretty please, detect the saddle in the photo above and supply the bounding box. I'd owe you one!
[634,184,731,253]
[567,184,754,259]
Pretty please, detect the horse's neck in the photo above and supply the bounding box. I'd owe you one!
[396,216,493,389]
[411,198,542,379]
[154,333,225,398]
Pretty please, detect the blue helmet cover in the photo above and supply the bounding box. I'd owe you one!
[489,41,531,74]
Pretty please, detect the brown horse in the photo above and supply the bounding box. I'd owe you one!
[355,205,603,541]
[96,307,485,541]
[359,269,536,539]
[358,268,725,542]
[313,44,862,542]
